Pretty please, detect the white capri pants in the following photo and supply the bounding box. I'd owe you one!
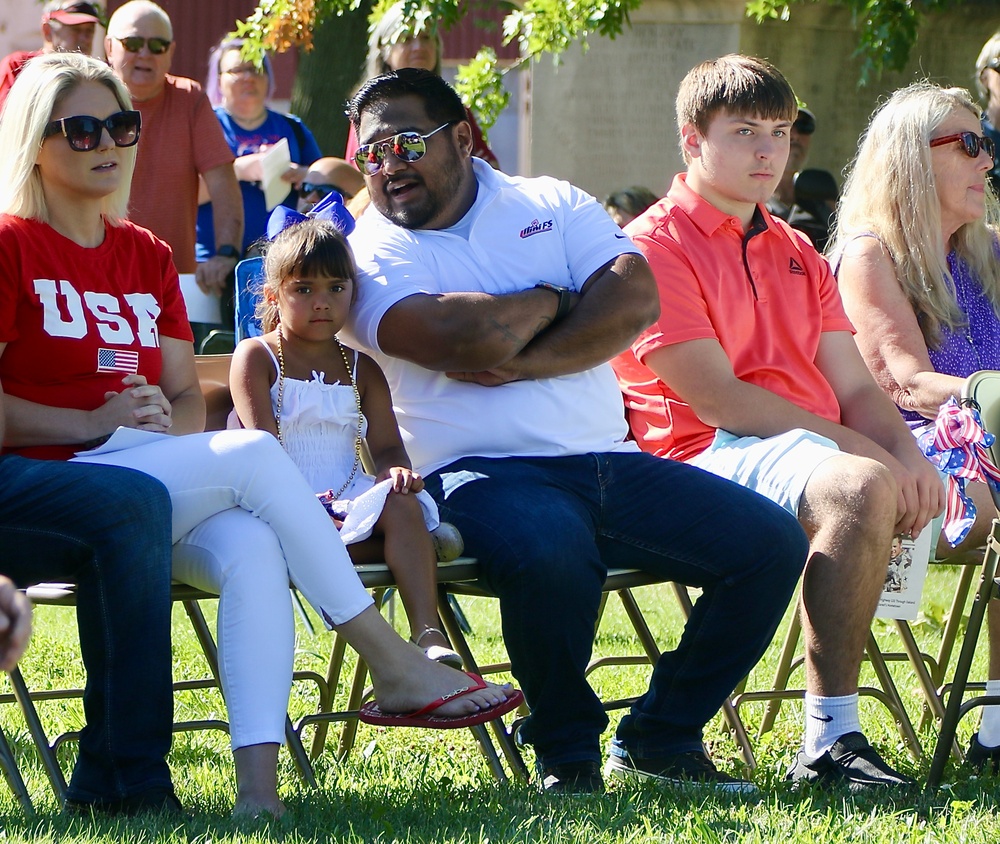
[73,428,374,749]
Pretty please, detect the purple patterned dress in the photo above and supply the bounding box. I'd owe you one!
[900,250,1000,423]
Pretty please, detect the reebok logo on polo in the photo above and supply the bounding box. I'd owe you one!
[788,258,806,276]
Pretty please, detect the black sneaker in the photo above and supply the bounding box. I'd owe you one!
[65,786,184,817]
[964,732,1000,774]
[786,731,915,792]
[538,760,606,794]
[604,745,757,794]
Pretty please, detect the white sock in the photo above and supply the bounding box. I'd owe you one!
[804,693,862,758]
[976,681,1000,747]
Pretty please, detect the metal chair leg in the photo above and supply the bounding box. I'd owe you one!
[863,631,922,759]
[758,600,802,736]
[0,718,33,814]
[436,585,526,782]
[919,565,976,732]
[927,523,1000,790]
[7,666,66,803]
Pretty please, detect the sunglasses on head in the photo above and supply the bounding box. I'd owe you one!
[114,35,171,54]
[301,182,353,200]
[354,121,455,174]
[929,131,996,162]
[43,111,141,151]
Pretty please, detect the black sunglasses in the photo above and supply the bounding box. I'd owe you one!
[354,121,455,174]
[43,111,141,151]
[301,182,353,200]
[929,131,996,162]
[114,35,171,54]
[793,113,816,135]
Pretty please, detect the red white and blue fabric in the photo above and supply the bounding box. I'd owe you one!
[918,396,1000,546]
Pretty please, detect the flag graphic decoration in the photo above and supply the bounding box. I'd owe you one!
[97,348,139,374]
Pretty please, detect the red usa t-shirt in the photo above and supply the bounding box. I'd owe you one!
[0,215,193,460]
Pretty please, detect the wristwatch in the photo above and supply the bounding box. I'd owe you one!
[534,282,572,322]
[216,244,240,260]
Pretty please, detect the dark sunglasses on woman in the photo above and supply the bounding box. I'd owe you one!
[929,131,996,162]
[43,111,142,152]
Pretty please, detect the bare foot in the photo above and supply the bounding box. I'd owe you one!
[371,656,515,717]
[233,743,284,819]
[412,626,451,651]
[233,795,286,819]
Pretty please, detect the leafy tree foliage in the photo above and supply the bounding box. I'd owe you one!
[745,0,962,85]
[236,0,643,130]
[236,0,964,131]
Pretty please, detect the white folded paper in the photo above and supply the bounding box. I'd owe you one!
[261,137,292,211]
[179,272,222,325]
[74,427,171,457]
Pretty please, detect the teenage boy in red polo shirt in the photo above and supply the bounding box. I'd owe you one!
[612,54,944,790]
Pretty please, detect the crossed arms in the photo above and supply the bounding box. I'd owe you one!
[374,252,659,384]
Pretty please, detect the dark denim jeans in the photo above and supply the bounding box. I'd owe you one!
[0,455,175,804]
[426,451,808,769]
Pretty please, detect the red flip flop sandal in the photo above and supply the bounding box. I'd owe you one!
[358,672,524,729]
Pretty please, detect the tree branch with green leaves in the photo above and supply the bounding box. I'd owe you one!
[236,0,642,131]
[236,0,963,133]
[745,0,961,86]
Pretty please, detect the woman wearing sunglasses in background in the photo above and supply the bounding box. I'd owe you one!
[832,81,1000,775]
[0,52,521,818]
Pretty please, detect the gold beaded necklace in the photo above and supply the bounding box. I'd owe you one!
[275,328,364,500]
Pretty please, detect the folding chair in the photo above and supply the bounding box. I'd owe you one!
[234,257,264,342]
[926,370,1000,788]
[288,558,524,783]
[2,581,319,805]
[734,596,924,759]
[438,571,758,779]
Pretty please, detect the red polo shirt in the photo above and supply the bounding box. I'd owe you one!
[612,173,854,461]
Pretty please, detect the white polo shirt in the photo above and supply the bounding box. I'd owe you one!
[345,159,641,475]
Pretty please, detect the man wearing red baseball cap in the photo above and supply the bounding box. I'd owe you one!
[0,2,102,111]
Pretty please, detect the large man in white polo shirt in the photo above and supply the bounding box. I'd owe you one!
[343,68,808,795]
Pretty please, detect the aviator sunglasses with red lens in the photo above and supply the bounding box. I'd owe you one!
[929,131,996,162]
[354,121,456,174]
[43,111,142,152]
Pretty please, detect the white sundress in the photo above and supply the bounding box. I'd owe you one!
[248,338,440,544]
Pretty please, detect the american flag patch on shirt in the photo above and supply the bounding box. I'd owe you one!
[97,348,139,374]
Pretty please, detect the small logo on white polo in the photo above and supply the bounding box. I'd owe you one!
[520,219,553,238]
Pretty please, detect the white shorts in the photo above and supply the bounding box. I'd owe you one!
[689,428,841,517]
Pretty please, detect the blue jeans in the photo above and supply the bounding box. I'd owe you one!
[0,455,175,804]
[426,452,808,768]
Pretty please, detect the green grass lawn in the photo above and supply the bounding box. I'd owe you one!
[2,567,1000,842]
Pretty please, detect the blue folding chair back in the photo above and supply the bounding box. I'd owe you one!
[234,257,264,342]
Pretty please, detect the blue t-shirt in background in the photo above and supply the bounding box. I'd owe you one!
[196,107,322,259]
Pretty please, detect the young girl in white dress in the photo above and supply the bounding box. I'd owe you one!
[231,217,460,666]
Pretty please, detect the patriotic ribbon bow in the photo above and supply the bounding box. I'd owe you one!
[265,188,356,240]
[917,396,1000,546]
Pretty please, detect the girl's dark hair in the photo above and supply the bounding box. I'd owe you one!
[257,219,358,332]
